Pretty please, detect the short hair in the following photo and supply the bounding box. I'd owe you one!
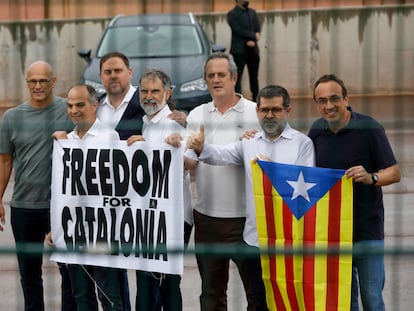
[313,74,348,100]
[99,52,130,72]
[139,69,175,110]
[203,52,238,79]
[256,85,290,109]
[67,84,97,105]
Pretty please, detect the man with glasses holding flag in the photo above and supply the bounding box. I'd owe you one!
[309,74,401,310]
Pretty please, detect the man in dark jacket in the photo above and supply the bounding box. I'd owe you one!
[227,0,261,101]
[97,51,145,311]
[98,52,145,140]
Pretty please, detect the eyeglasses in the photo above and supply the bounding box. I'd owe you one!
[258,107,285,116]
[26,78,53,87]
[315,95,343,105]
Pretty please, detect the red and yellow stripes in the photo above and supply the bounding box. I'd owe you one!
[252,162,353,311]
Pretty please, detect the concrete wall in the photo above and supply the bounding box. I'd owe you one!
[0,5,413,104]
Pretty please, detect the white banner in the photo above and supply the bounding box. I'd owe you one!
[50,140,184,275]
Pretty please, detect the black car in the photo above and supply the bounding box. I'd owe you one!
[78,13,225,111]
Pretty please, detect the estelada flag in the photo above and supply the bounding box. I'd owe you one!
[252,161,353,311]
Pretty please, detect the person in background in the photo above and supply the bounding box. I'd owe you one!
[186,84,315,311]
[185,52,260,311]
[308,74,400,311]
[50,84,124,310]
[227,0,261,101]
[0,61,74,311]
[127,69,185,311]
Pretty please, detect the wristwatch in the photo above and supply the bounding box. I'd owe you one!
[371,173,378,185]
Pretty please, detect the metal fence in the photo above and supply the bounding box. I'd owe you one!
[0,4,413,310]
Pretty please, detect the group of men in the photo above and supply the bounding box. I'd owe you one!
[0,52,188,311]
[0,8,401,311]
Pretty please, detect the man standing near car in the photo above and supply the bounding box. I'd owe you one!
[98,51,145,140]
[127,68,185,311]
[98,51,145,311]
[185,52,260,310]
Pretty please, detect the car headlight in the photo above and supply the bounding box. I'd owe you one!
[84,80,106,96]
[180,78,208,93]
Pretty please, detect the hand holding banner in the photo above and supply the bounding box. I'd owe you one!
[50,140,184,275]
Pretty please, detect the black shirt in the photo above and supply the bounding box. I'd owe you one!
[308,107,397,242]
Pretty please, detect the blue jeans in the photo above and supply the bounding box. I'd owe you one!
[351,240,385,311]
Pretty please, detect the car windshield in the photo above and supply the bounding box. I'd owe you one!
[97,24,203,58]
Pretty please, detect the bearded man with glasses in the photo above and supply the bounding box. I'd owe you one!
[186,84,315,311]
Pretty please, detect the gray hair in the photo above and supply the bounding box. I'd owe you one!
[203,52,238,79]
[139,68,174,109]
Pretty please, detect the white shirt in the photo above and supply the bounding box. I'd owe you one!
[68,118,120,141]
[142,105,184,142]
[141,105,190,235]
[97,85,136,130]
[185,95,260,218]
[186,123,315,246]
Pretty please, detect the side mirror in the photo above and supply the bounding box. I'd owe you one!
[212,44,226,53]
[77,49,92,63]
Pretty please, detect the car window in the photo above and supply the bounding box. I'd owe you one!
[97,25,203,58]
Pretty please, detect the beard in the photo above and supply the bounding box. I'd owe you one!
[140,93,167,116]
[261,119,286,138]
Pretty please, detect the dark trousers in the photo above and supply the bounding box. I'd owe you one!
[193,210,255,311]
[135,271,182,311]
[67,264,124,311]
[245,245,269,311]
[232,51,260,101]
[120,269,132,311]
[11,207,50,311]
[184,221,193,250]
[58,263,77,311]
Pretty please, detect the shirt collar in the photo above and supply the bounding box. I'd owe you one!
[101,85,136,109]
[72,119,102,139]
[208,93,248,113]
[256,122,294,142]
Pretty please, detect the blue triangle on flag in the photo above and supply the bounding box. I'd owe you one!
[257,161,346,220]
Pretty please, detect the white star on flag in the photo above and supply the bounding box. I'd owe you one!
[286,171,317,202]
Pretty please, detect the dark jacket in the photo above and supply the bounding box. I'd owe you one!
[227,5,261,55]
[98,89,145,140]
